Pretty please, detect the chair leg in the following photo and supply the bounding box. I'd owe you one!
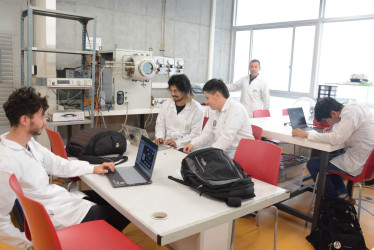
[357,183,362,221]
[256,210,260,226]
[305,172,319,226]
[230,219,237,250]
[270,206,278,250]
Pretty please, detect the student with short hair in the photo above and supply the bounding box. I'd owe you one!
[183,79,254,158]
[292,97,374,199]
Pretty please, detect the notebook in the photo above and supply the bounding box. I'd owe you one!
[123,124,172,150]
[287,107,323,132]
[106,136,158,188]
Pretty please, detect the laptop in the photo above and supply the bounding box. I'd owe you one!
[106,135,158,188]
[123,124,172,150]
[287,107,323,132]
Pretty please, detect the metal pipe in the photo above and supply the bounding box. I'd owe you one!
[160,0,166,56]
[207,0,216,81]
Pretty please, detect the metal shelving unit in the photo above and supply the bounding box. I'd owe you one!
[20,4,97,127]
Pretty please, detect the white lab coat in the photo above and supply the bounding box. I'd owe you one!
[155,98,204,148]
[191,97,254,158]
[228,75,270,118]
[308,101,374,176]
[0,134,95,249]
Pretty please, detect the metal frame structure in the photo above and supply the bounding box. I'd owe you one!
[20,5,97,127]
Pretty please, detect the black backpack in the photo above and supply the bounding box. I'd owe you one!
[306,197,367,250]
[66,128,128,164]
[169,148,255,207]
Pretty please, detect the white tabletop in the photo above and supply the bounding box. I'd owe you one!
[250,116,344,152]
[80,144,289,246]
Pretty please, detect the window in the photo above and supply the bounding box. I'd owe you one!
[318,20,374,84]
[325,0,374,18]
[236,0,319,26]
[290,26,315,93]
[233,31,251,82]
[252,28,293,91]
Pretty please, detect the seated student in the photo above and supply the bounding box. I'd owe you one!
[154,74,204,149]
[183,78,254,158]
[292,97,374,199]
[0,87,130,249]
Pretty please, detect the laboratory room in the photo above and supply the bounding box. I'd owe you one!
[1,0,374,249]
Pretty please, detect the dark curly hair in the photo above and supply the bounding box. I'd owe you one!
[314,97,343,122]
[168,74,192,97]
[3,87,49,127]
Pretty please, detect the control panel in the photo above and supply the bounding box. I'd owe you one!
[46,78,92,88]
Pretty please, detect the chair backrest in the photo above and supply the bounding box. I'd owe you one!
[253,109,271,118]
[9,174,62,250]
[45,127,68,159]
[282,109,288,116]
[251,124,263,140]
[234,139,282,186]
[363,149,374,180]
[202,117,209,129]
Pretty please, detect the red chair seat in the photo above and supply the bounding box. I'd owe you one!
[58,220,141,250]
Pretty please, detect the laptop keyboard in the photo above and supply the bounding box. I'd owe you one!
[117,167,146,184]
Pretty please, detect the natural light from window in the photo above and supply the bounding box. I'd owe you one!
[251,28,292,91]
[236,0,319,26]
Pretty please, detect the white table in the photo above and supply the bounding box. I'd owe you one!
[251,116,344,230]
[80,144,289,250]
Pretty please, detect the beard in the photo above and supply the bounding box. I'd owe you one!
[28,121,44,136]
[172,96,184,103]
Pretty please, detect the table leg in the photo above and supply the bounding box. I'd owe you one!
[311,151,329,230]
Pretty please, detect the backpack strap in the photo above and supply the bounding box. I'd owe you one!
[168,176,189,186]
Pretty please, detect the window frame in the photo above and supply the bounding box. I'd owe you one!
[230,0,374,99]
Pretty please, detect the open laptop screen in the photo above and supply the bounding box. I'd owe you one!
[287,107,308,129]
[136,136,158,178]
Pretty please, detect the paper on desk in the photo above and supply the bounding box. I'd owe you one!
[175,169,182,178]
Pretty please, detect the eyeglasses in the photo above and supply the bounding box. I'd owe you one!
[169,89,181,94]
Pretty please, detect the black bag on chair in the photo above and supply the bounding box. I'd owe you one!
[169,148,255,207]
[66,128,128,164]
[306,197,367,250]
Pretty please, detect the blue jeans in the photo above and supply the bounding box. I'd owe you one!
[307,157,348,198]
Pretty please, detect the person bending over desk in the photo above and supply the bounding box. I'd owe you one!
[0,87,130,249]
[183,79,254,158]
[154,74,204,149]
[292,97,374,199]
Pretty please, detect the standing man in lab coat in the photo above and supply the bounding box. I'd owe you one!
[155,74,204,149]
[292,97,374,199]
[228,59,270,118]
[183,79,254,158]
[0,87,130,249]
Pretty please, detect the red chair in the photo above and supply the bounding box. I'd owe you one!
[9,174,142,250]
[327,149,374,220]
[253,109,271,118]
[251,124,263,140]
[234,139,282,250]
[282,109,288,116]
[202,116,209,129]
[45,127,79,191]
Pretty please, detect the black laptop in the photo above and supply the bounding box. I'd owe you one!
[106,135,158,188]
[287,107,322,132]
